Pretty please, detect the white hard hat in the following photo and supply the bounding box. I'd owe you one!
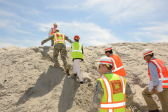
[143,49,153,57]
[99,56,113,65]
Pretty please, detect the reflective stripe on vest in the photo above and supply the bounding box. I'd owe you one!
[101,76,113,112]
[100,75,126,111]
[119,76,126,94]
[162,83,168,86]
[102,76,112,102]
[100,102,126,109]
[110,55,126,77]
[112,66,124,73]
[72,50,82,52]
[71,42,83,59]
[160,78,168,81]
[72,43,82,52]
[53,33,65,44]
[111,57,117,69]
[151,60,164,78]
[148,59,168,88]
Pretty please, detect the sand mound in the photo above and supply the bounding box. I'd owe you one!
[0,43,168,112]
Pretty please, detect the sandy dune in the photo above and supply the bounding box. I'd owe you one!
[0,43,168,112]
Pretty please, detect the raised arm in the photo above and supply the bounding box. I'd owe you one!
[41,35,54,45]
[65,35,73,43]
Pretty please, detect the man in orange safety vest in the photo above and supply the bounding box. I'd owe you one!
[142,49,168,112]
[105,47,126,77]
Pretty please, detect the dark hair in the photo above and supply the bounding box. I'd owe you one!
[107,65,113,70]
[150,53,154,57]
[105,50,113,54]
[75,39,79,42]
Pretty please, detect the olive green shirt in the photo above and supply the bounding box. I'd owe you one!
[90,80,104,112]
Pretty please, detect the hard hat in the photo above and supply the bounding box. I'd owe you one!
[143,49,153,57]
[99,56,113,65]
[105,47,112,52]
[74,35,80,40]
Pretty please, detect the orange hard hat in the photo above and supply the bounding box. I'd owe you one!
[74,35,80,40]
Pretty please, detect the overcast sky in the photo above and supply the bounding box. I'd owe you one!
[0,0,168,47]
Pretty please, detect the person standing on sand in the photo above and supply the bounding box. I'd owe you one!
[49,23,57,46]
[91,56,126,112]
[142,49,168,112]
[105,47,126,77]
[41,29,72,74]
[71,35,84,84]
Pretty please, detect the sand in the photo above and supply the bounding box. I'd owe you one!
[0,43,168,112]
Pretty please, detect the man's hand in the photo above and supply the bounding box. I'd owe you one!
[41,40,45,45]
[152,86,158,93]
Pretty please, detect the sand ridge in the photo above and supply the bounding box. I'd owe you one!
[0,43,168,112]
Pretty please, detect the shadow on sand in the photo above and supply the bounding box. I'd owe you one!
[17,65,65,105]
[58,76,80,112]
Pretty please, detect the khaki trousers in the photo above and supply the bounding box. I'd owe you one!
[53,43,67,70]
[73,59,83,82]
[142,87,168,112]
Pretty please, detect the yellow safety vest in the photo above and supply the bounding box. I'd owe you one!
[53,32,65,44]
[97,73,126,112]
[71,42,83,59]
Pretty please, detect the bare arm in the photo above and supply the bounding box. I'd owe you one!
[41,35,54,45]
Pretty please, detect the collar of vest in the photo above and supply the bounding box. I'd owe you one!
[73,42,80,44]
[147,57,156,63]
[102,73,113,77]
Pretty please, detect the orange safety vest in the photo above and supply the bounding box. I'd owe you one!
[148,58,168,88]
[53,32,65,44]
[110,54,126,77]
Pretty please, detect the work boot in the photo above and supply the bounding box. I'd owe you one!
[80,81,84,84]
[65,68,70,76]
[64,64,71,75]
[54,63,60,68]
[67,73,77,80]
[74,73,77,77]
[71,73,77,79]
[149,109,159,112]
[67,75,71,79]
[72,73,77,77]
